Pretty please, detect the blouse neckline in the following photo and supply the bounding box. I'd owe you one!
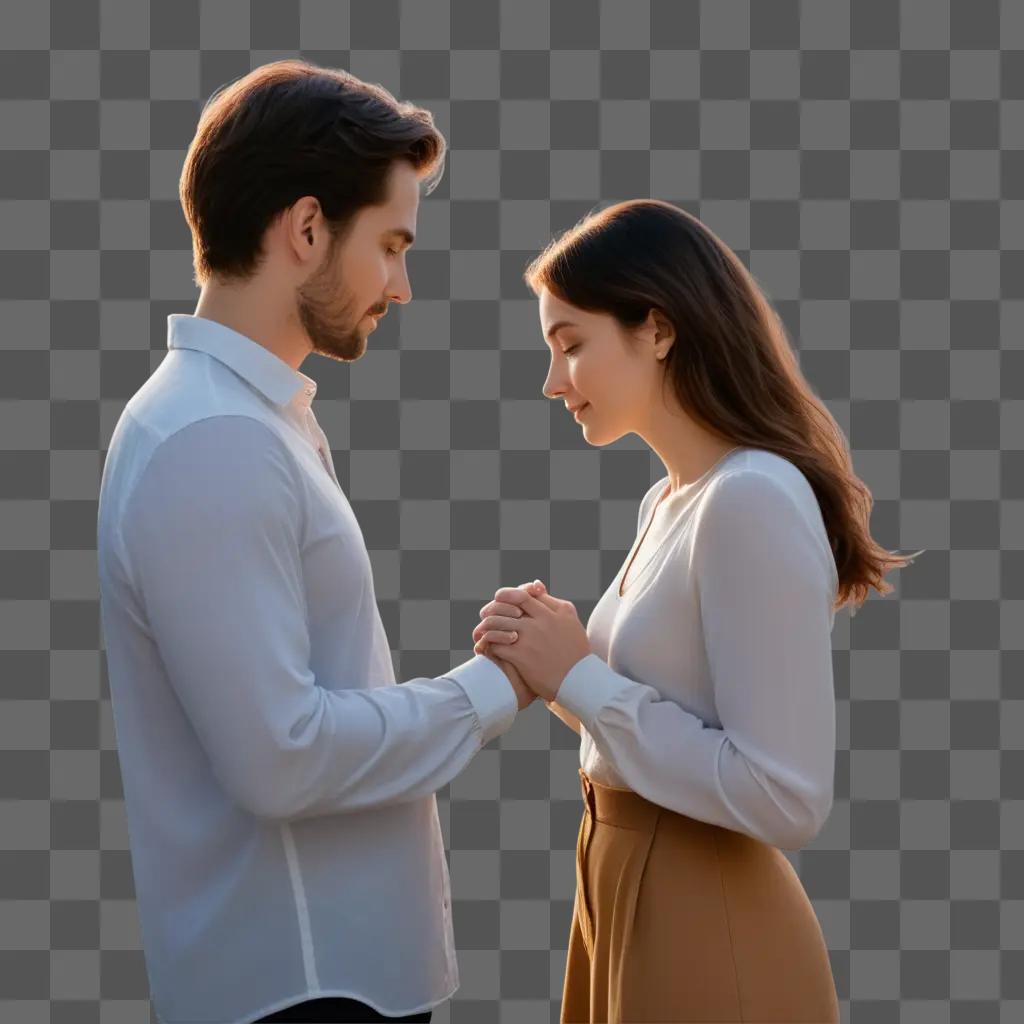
[616,446,746,600]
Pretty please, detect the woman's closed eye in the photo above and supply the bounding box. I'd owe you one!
[563,344,579,356]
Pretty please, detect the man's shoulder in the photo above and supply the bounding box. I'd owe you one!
[102,406,301,547]
[123,344,280,445]
[139,415,297,495]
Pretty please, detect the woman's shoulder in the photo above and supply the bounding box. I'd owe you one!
[706,448,817,513]
[697,450,833,573]
[692,451,839,602]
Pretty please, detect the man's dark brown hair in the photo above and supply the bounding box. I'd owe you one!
[179,59,447,286]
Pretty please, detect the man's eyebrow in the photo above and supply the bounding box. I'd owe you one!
[544,320,577,342]
[385,228,415,246]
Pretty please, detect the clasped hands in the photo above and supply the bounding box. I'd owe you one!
[471,579,592,707]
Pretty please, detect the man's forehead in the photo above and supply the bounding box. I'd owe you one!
[369,167,419,221]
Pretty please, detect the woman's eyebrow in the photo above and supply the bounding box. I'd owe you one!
[384,228,415,246]
[544,320,578,342]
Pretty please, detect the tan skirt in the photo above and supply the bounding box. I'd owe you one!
[561,768,839,1023]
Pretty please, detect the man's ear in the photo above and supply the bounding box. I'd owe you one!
[287,196,323,261]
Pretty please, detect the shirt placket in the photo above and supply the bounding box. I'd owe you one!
[303,408,340,489]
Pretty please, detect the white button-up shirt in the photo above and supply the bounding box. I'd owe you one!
[96,314,519,1024]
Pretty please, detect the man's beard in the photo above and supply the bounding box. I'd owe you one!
[296,242,378,363]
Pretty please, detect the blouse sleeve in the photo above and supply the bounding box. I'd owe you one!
[553,469,838,850]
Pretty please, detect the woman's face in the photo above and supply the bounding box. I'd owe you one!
[538,287,666,445]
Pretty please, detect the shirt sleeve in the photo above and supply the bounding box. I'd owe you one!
[121,415,518,822]
[553,469,838,850]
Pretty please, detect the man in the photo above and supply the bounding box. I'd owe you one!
[96,60,538,1024]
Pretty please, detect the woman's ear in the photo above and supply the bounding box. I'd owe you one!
[650,308,676,360]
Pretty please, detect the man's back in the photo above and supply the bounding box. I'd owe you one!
[96,314,516,1023]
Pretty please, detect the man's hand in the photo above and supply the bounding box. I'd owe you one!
[480,641,536,711]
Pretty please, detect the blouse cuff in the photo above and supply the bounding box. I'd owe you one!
[553,653,639,732]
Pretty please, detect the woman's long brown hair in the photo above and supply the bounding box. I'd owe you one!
[524,199,924,616]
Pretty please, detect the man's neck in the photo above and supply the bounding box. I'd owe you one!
[193,283,309,371]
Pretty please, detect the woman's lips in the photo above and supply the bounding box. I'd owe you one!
[574,403,589,420]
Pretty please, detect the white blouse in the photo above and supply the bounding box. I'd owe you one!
[553,447,840,851]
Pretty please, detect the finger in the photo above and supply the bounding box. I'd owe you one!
[520,581,570,613]
[528,589,562,612]
[493,579,545,602]
[478,628,518,644]
[473,615,524,642]
[479,638,513,659]
[493,587,531,608]
[474,635,500,655]
[478,600,524,620]
[493,586,554,616]
[484,614,526,633]
[518,581,546,594]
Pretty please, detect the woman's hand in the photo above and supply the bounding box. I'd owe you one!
[473,580,592,703]
[475,582,543,711]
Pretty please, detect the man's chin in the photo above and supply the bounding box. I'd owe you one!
[310,333,366,363]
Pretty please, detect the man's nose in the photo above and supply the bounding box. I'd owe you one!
[390,265,412,304]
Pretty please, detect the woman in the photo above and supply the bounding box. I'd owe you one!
[471,199,923,1023]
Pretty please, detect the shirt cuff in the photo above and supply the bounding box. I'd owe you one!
[443,654,519,745]
[552,653,638,732]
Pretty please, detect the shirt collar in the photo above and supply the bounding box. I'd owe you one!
[167,313,318,410]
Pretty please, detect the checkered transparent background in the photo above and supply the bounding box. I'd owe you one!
[1,1,1022,1021]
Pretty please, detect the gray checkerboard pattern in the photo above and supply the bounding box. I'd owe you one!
[1,0,1021,1021]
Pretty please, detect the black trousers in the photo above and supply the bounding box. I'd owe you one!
[255,995,432,1022]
